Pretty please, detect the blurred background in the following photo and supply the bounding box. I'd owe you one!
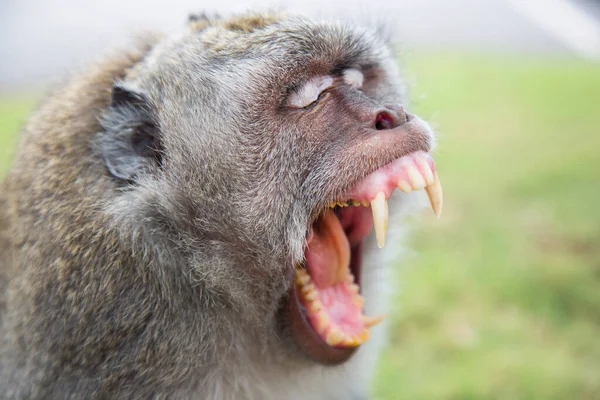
[1,0,599,398]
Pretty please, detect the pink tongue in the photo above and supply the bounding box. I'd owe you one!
[304,210,351,288]
[303,210,366,343]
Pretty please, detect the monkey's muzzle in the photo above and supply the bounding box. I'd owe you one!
[288,151,443,364]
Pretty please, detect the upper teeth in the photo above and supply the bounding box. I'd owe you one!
[372,153,443,247]
[327,199,370,208]
[329,152,443,248]
[397,152,443,219]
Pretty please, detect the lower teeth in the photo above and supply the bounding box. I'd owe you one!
[294,266,384,348]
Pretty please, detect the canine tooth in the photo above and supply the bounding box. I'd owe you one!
[348,283,360,294]
[406,165,426,190]
[370,191,388,248]
[363,314,386,328]
[397,180,412,193]
[425,171,443,219]
[325,327,345,346]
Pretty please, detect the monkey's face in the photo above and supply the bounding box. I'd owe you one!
[102,15,442,365]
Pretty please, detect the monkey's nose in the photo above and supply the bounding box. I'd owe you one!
[374,105,408,130]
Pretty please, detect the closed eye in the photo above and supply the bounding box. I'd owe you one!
[343,68,364,89]
[288,75,334,109]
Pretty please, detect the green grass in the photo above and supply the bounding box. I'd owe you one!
[373,52,600,399]
[1,52,599,398]
[0,94,40,172]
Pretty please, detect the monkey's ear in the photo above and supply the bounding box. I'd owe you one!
[100,83,162,182]
[111,84,148,109]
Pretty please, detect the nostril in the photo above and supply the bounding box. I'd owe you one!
[375,111,395,130]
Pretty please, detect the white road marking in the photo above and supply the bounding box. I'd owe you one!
[506,0,600,60]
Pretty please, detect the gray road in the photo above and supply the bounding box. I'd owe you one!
[1,0,598,89]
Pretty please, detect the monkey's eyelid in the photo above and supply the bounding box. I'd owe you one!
[343,68,364,89]
[288,75,334,109]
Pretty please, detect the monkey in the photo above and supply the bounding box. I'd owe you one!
[0,12,442,400]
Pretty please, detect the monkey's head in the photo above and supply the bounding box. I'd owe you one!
[100,13,442,365]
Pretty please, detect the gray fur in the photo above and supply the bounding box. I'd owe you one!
[0,12,431,399]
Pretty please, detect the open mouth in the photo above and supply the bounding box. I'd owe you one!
[286,151,443,364]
